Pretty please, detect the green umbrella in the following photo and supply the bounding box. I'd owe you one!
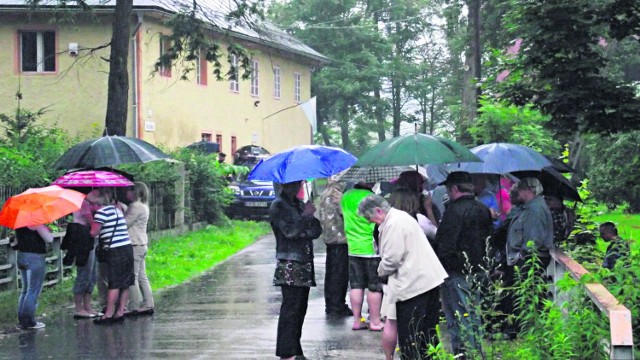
[355,133,481,167]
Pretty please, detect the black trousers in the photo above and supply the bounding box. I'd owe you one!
[276,285,310,358]
[324,243,349,312]
[396,287,441,360]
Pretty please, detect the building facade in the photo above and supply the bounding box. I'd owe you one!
[0,1,327,155]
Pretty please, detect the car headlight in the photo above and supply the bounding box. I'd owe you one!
[228,185,241,195]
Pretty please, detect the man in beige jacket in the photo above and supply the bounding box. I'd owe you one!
[359,194,448,359]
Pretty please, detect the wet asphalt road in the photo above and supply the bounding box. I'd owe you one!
[0,234,385,359]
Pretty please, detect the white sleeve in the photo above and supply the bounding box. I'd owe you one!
[417,213,437,240]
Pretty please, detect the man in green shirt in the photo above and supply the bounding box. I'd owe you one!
[341,182,383,331]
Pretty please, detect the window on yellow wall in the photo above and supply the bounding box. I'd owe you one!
[159,36,172,77]
[216,134,223,149]
[250,59,259,96]
[294,72,301,103]
[202,133,212,142]
[229,54,239,93]
[273,66,281,99]
[197,50,208,85]
[19,30,56,73]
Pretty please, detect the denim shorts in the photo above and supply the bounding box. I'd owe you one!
[73,249,97,294]
[348,256,382,292]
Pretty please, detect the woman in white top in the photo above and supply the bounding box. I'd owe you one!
[124,182,154,315]
[380,188,438,360]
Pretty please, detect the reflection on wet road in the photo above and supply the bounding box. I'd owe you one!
[0,235,384,359]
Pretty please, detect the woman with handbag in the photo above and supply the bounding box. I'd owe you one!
[124,182,155,316]
[66,189,100,318]
[88,189,134,324]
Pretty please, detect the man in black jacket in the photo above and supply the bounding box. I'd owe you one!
[435,171,493,358]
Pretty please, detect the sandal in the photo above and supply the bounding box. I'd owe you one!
[93,315,115,325]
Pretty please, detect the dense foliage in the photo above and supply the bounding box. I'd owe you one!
[0,108,74,188]
[468,98,559,154]
[585,131,640,212]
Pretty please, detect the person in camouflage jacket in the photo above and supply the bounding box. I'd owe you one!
[318,178,351,316]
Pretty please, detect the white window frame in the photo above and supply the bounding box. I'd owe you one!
[294,72,301,103]
[159,36,171,77]
[19,30,56,73]
[273,66,281,99]
[229,54,239,93]
[250,59,259,96]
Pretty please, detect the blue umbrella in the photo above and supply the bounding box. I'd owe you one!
[448,143,553,174]
[247,145,357,183]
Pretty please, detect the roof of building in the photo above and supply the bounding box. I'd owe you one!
[0,0,328,64]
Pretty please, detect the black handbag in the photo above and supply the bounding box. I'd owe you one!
[96,216,118,263]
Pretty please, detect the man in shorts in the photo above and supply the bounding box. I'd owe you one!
[341,182,383,331]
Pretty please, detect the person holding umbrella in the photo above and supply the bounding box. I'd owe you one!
[124,182,155,316]
[269,180,322,360]
[14,224,54,330]
[88,189,134,324]
[0,185,86,329]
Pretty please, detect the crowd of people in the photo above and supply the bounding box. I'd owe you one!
[268,169,629,360]
[12,182,155,330]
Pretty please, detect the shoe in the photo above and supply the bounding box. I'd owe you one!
[352,321,369,331]
[26,322,45,330]
[93,316,115,325]
[73,312,95,319]
[136,308,154,316]
[123,310,138,317]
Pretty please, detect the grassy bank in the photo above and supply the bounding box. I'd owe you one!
[592,210,640,241]
[0,220,271,332]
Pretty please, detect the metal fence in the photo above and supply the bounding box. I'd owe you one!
[0,233,72,291]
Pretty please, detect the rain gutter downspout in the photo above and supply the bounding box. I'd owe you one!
[131,12,143,139]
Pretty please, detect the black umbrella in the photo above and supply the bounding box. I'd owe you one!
[186,141,220,154]
[53,136,170,170]
[514,166,582,202]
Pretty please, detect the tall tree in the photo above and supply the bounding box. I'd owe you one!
[406,27,450,135]
[499,0,640,136]
[269,0,386,152]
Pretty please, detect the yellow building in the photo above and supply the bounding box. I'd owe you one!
[0,1,327,156]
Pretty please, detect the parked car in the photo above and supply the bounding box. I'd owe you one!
[225,146,275,219]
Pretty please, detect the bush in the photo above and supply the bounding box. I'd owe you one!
[468,98,560,154]
[173,149,236,224]
[0,108,75,188]
[586,131,640,212]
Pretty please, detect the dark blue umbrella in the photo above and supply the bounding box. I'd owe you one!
[448,143,553,174]
[247,145,357,183]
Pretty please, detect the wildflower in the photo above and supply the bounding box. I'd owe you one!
[463,313,469,317]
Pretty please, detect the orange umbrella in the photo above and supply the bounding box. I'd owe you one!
[0,185,85,229]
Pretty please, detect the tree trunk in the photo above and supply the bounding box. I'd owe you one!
[339,106,350,151]
[373,86,386,142]
[105,0,133,136]
[459,0,481,144]
[392,80,402,137]
[317,112,332,146]
[429,87,436,135]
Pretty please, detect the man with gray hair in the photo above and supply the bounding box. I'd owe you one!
[358,194,448,359]
[506,177,554,267]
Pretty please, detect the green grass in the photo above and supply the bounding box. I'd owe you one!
[592,210,640,241]
[147,220,271,290]
[0,220,271,332]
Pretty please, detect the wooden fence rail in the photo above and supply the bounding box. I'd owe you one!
[549,248,635,359]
